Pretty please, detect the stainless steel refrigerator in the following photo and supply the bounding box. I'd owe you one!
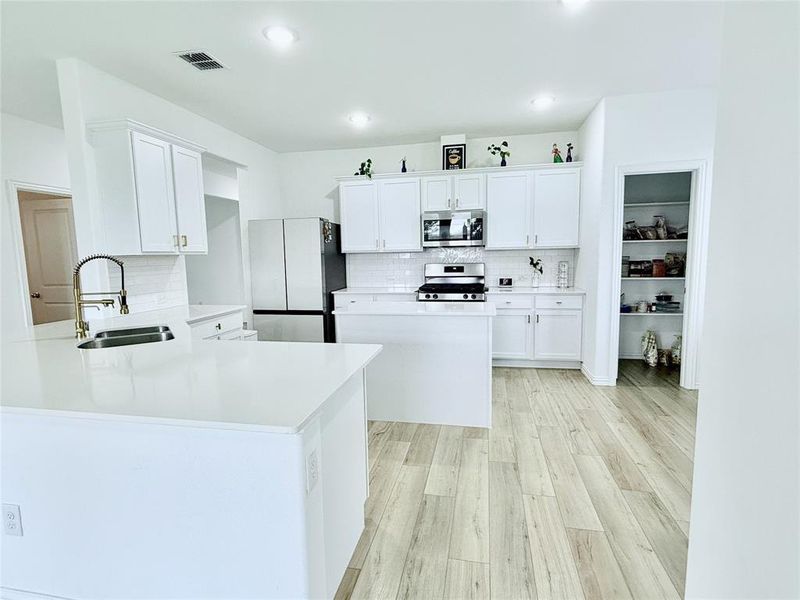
[249,218,346,342]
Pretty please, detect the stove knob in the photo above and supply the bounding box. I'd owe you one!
[463,293,469,300]
[432,293,439,299]
[425,294,431,299]
[471,294,477,299]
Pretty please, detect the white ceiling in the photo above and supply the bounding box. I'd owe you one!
[1,1,724,152]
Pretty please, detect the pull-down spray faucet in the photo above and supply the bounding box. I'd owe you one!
[72,254,129,338]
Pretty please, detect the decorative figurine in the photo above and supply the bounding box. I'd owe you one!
[552,143,563,163]
[488,141,511,167]
[354,158,373,178]
[400,157,407,173]
[641,330,658,367]
[566,143,574,162]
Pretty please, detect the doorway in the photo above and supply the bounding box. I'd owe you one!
[16,189,78,324]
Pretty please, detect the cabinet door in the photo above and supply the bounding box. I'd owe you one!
[492,309,532,359]
[421,176,452,211]
[533,309,582,361]
[532,168,580,247]
[454,173,485,209]
[339,181,379,253]
[486,171,531,249]
[171,145,208,253]
[378,178,421,252]
[131,132,178,253]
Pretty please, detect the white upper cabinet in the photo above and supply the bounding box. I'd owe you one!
[453,172,486,209]
[89,120,207,255]
[171,145,207,253]
[378,178,421,251]
[131,132,178,253]
[340,180,380,253]
[486,171,531,249]
[421,176,452,211]
[422,173,485,211]
[532,168,580,248]
[340,178,421,253]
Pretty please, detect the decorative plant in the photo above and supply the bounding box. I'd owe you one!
[488,141,511,166]
[354,158,373,178]
[529,256,544,275]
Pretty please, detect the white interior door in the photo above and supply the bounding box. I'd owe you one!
[171,145,207,253]
[454,173,486,209]
[421,176,452,211]
[533,169,581,247]
[486,171,531,249]
[284,218,323,311]
[339,181,379,252]
[533,309,582,360]
[18,193,79,324]
[492,310,531,359]
[131,131,178,253]
[378,178,421,251]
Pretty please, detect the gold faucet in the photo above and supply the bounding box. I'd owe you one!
[73,254,129,338]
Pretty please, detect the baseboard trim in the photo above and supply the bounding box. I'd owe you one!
[1,588,73,600]
[492,359,581,370]
[580,364,616,387]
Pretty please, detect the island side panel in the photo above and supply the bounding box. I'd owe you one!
[0,413,310,599]
[299,371,370,599]
[335,314,493,427]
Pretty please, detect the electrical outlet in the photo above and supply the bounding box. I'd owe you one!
[306,449,319,493]
[3,504,22,536]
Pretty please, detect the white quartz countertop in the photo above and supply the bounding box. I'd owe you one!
[1,305,381,434]
[334,301,496,317]
[333,287,418,294]
[487,287,586,295]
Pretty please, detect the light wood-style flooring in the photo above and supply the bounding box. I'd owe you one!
[337,361,697,600]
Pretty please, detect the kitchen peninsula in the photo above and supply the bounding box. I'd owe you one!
[1,306,381,600]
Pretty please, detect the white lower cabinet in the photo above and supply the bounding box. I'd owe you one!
[492,310,532,359]
[189,310,245,340]
[533,309,582,361]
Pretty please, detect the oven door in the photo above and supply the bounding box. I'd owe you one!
[421,210,485,247]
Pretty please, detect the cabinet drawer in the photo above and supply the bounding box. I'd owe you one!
[191,311,243,340]
[487,294,533,309]
[373,293,416,303]
[535,295,583,310]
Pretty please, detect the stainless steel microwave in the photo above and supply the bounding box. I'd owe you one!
[421,210,486,247]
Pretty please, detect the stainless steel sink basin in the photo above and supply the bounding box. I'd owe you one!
[78,329,174,349]
[94,325,171,338]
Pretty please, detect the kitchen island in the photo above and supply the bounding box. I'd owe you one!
[335,301,495,427]
[1,307,381,600]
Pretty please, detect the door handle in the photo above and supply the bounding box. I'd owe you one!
[30,291,41,298]
[181,235,188,247]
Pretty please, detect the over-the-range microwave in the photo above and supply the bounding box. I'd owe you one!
[421,210,485,247]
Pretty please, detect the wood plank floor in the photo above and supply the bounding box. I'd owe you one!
[339,361,696,600]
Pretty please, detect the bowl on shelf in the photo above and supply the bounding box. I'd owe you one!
[655,293,673,302]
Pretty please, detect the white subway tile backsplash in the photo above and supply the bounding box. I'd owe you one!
[346,248,577,288]
[108,255,189,314]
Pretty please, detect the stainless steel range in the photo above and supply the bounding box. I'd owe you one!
[417,263,486,302]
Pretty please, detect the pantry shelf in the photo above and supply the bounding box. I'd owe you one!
[624,201,691,208]
[622,239,688,244]
[621,277,685,281]
[620,312,684,317]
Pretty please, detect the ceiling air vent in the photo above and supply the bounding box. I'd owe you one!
[175,50,226,71]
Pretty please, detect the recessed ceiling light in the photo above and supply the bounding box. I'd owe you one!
[263,26,297,49]
[531,96,556,110]
[348,112,371,128]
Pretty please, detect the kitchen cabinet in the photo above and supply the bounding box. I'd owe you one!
[421,173,485,211]
[339,178,421,253]
[492,309,532,359]
[486,171,531,249]
[533,308,582,361]
[532,168,580,248]
[89,120,207,256]
[189,310,244,340]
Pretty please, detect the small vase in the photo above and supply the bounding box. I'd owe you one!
[531,272,541,288]
[501,156,507,167]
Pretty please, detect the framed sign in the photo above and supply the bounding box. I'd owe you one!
[442,144,466,170]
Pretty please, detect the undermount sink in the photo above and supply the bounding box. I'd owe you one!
[78,327,174,349]
[94,325,171,339]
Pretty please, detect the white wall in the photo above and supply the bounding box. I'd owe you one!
[279,131,578,221]
[56,59,282,321]
[574,89,717,384]
[0,114,71,338]
[685,2,799,598]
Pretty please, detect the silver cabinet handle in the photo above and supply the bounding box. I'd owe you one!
[376,239,379,249]
[527,314,531,323]
[536,314,540,323]
[215,323,222,330]
[535,234,538,245]
[455,198,459,208]
[556,301,563,304]
[526,235,530,246]
[447,198,451,208]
